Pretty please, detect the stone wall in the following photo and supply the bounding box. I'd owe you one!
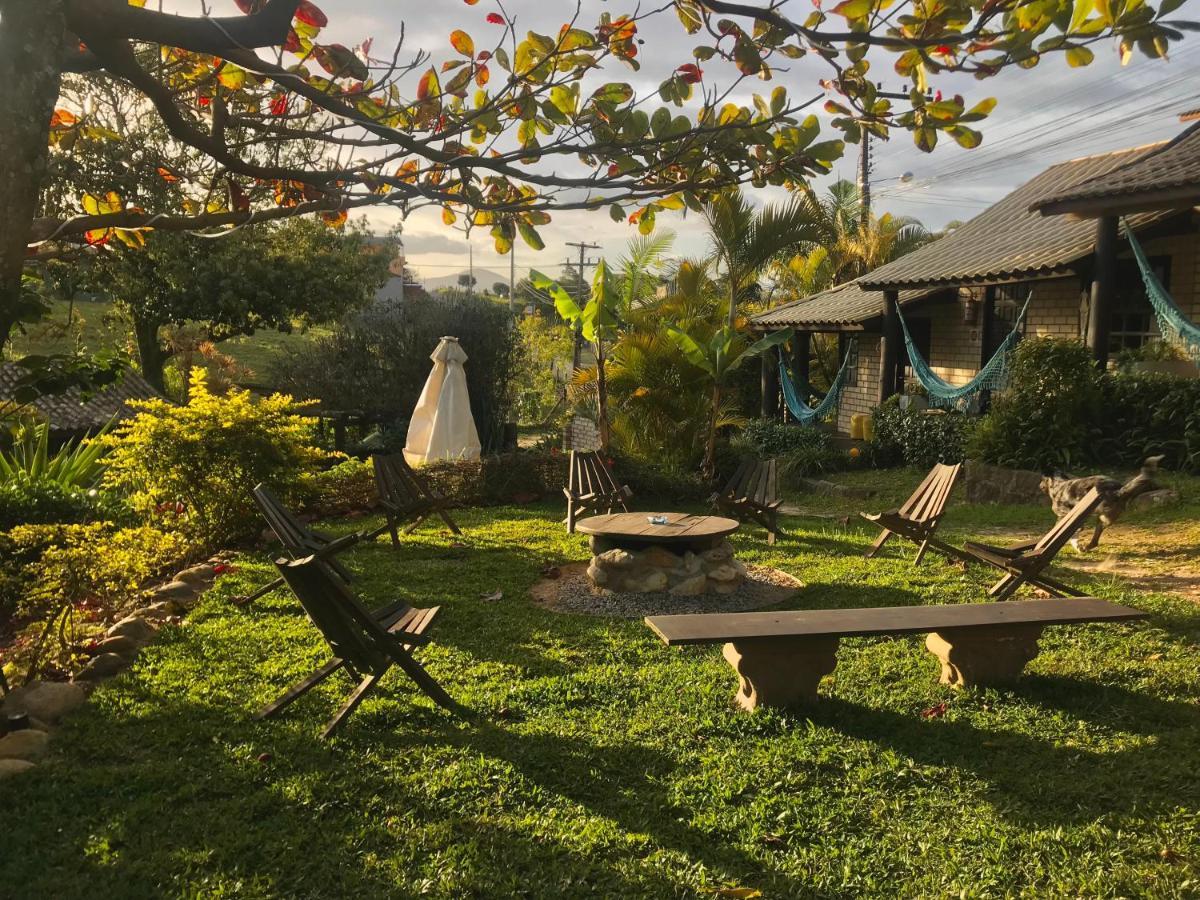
[563,416,601,452]
[587,540,746,595]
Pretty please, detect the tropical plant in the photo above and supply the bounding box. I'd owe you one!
[531,261,623,449]
[102,368,324,545]
[704,190,823,327]
[0,419,110,488]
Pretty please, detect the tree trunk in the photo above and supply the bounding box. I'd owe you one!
[703,382,721,480]
[0,0,66,347]
[595,336,610,451]
[132,313,168,392]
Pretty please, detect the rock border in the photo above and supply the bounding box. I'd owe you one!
[0,558,228,780]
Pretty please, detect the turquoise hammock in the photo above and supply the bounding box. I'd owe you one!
[1123,219,1200,361]
[779,339,857,425]
[896,291,1033,408]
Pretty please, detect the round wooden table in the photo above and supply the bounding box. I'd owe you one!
[575,513,744,594]
[576,512,740,553]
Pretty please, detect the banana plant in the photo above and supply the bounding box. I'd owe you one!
[530,260,622,450]
[666,323,793,478]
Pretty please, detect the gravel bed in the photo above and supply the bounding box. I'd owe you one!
[536,563,803,618]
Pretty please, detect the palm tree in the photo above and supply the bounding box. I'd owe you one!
[704,190,824,329]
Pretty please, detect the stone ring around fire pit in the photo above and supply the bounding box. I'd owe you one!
[575,512,744,596]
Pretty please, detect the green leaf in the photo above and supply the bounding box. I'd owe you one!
[517,220,545,250]
[530,269,582,322]
[609,204,624,223]
[591,83,634,105]
[1065,45,1095,66]
[665,326,716,375]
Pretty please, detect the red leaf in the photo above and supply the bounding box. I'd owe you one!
[486,12,503,23]
[156,166,179,183]
[477,50,491,61]
[677,63,703,84]
[608,164,621,177]
[463,0,479,4]
[920,702,948,719]
[294,0,327,28]
[49,108,78,128]
[270,93,289,116]
[229,181,250,211]
[197,94,211,108]
[233,0,262,13]
[283,29,303,54]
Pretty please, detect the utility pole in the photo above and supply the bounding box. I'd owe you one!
[564,240,601,370]
[508,245,516,314]
[858,84,930,219]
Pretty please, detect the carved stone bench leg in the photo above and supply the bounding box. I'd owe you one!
[722,637,840,711]
[925,624,1044,688]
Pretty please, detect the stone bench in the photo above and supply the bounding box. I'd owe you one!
[645,598,1146,711]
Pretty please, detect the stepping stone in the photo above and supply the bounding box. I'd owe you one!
[152,581,198,602]
[73,653,128,682]
[174,564,217,585]
[106,616,155,644]
[0,729,50,761]
[91,635,139,657]
[0,759,36,779]
[1,681,85,724]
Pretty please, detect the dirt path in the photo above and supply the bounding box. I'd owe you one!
[971,520,1200,602]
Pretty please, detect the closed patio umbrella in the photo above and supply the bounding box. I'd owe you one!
[403,336,481,466]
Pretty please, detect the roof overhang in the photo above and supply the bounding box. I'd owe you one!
[859,266,1076,293]
[1033,191,1200,219]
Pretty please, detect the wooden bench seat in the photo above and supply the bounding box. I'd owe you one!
[645,598,1145,711]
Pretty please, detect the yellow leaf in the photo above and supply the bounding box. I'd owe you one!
[442,207,457,225]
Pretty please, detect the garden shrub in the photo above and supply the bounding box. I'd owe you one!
[422,451,568,506]
[735,420,847,480]
[0,480,129,530]
[1094,371,1200,472]
[0,523,188,648]
[301,456,377,516]
[872,399,975,469]
[102,369,324,546]
[610,453,711,503]
[967,338,1101,471]
[270,293,521,451]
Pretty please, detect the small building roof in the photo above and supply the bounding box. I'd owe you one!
[0,362,161,435]
[857,142,1171,291]
[751,281,934,329]
[1030,121,1200,217]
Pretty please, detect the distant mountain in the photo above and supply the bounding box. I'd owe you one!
[421,268,508,292]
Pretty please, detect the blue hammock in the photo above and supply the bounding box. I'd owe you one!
[896,292,1032,408]
[1123,220,1200,361]
[778,339,857,425]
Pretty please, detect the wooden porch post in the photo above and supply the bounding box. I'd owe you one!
[979,286,997,412]
[760,350,780,420]
[878,290,901,403]
[1087,215,1119,369]
[792,331,811,389]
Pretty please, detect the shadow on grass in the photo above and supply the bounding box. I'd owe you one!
[803,682,1199,828]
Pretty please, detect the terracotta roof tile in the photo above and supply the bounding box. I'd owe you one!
[751,281,934,328]
[857,142,1172,290]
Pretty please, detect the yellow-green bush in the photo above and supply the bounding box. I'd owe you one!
[103,369,325,545]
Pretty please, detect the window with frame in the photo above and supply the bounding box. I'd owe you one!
[1109,255,1169,352]
[838,334,858,387]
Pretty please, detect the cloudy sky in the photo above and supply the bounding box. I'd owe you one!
[228,0,1200,283]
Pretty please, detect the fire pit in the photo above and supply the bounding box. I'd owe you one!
[575,512,744,595]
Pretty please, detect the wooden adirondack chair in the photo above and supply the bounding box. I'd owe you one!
[962,487,1103,601]
[255,554,463,738]
[564,450,633,533]
[366,453,462,546]
[860,462,965,566]
[240,484,362,605]
[712,457,783,544]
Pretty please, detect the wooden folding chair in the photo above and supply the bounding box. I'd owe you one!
[712,457,783,545]
[564,450,633,533]
[962,487,1103,601]
[240,484,362,605]
[366,453,462,547]
[860,462,966,565]
[255,554,463,738]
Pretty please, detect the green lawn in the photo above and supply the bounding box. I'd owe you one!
[8,299,329,392]
[2,483,1199,897]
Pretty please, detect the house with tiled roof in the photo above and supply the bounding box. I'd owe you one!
[751,121,1200,434]
[0,363,161,441]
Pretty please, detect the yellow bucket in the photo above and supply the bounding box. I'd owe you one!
[850,413,865,440]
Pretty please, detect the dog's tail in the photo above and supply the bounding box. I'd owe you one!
[1117,454,1164,502]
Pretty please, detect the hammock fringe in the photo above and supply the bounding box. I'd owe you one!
[1123,220,1200,362]
[779,339,857,425]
